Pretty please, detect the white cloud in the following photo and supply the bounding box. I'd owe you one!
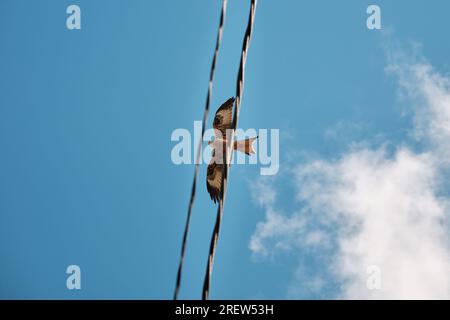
[323,120,367,142]
[297,147,450,299]
[388,60,450,159]
[250,47,450,299]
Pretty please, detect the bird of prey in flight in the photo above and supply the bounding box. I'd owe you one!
[206,97,257,203]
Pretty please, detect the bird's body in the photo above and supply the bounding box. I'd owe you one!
[206,97,257,203]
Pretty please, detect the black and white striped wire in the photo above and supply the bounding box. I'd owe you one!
[173,0,228,300]
[202,0,257,300]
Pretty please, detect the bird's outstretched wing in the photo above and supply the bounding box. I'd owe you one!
[207,97,234,203]
[213,97,235,138]
[206,160,223,204]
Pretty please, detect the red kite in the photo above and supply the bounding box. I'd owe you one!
[206,97,257,203]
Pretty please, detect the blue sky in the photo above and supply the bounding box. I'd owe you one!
[1,0,450,299]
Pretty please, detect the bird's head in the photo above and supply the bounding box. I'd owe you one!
[208,136,215,145]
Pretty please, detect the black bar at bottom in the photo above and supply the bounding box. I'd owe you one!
[0,300,447,318]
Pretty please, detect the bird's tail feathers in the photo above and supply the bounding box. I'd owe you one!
[234,136,258,155]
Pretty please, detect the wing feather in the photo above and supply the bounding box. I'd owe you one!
[213,97,235,138]
[206,161,223,204]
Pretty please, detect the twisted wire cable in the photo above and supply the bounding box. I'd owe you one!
[202,0,257,300]
[173,0,228,300]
